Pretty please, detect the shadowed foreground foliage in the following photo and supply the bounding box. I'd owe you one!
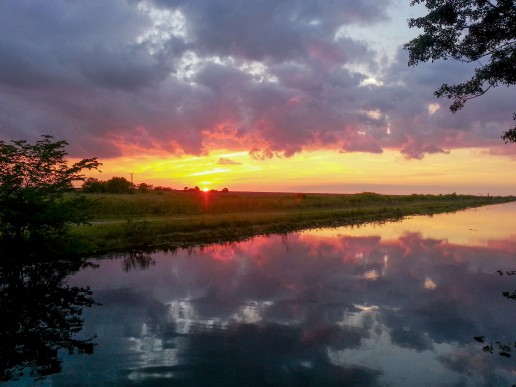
[0,259,96,381]
[0,135,100,250]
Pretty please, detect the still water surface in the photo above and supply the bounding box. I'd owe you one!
[5,203,516,386]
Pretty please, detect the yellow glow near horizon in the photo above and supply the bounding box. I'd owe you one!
[77,147,516,195]
[188,168,229,177]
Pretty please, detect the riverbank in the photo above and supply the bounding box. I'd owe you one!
[69,191,515,255]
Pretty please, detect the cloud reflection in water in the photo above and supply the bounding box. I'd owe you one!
[56,204,516,386]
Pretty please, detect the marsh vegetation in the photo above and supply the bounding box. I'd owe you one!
[70,191,515,255]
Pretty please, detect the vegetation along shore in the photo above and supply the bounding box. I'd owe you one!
[70,191,515,256]
[1,136,514,258]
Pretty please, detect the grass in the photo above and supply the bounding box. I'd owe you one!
[67,191,516,256]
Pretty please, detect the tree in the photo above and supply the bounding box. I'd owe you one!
[105,177,134,194]
[137,182,153,193]
[0,135,100,243]
[404,0,516,141]
[81,177,107,193]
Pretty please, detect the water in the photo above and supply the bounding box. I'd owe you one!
[2,203,516,386]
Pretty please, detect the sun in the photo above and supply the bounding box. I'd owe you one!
[202,187,209,192]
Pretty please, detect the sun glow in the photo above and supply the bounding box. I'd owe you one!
[188,168,229,177]
[77,147,516,196]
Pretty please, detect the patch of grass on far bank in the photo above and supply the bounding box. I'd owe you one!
[69,191,516,256]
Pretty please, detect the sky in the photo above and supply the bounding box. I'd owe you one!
[1,0,515,194]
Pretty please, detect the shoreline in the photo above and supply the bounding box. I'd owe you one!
[69,193,516,257]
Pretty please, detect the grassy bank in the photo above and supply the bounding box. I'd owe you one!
[69,191,515,255]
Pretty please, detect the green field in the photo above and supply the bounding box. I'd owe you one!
[69,191,515,255]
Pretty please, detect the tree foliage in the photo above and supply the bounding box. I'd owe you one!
[82,176,135,194]
[105,177,134,194]
[81,178,108,194]
[404,0,516,141]
[0,135,100,243]
[137,182,153,193]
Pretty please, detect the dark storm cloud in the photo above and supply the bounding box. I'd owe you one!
[0,0,513,159]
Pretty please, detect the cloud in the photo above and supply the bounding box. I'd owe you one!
[153,0,389,64]
[379,49,516,159]
[217,157,241,165]
[0,0,514,160]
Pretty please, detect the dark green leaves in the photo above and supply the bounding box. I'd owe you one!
[0,135,101,245]
[404,0,516,140]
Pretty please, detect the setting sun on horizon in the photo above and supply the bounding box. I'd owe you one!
[78,146,516,195]
[2,1,515,195]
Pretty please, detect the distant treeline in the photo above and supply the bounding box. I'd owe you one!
[81,177,228,194]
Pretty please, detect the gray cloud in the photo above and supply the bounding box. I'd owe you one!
[153,0,389,63]
[0,0,514,160]
[380,49,516,158]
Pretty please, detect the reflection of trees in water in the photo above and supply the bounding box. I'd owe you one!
[474,336,513,358]
[0,259,97,381]
[112,243,254,273]
[473,270,516,358]
[120,251,155,272]
[502,290,516,300]
[500,270,516,302]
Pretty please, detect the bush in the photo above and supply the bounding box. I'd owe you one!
[0,135,100,243]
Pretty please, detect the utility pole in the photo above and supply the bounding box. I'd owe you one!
[130,172,134,186]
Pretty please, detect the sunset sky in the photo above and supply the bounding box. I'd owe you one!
[1,0,515,194]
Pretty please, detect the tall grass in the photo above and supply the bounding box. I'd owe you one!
[73,191,505,220]
[67,191,515,255]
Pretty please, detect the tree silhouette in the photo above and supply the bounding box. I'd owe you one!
[404,0,516,141]
[105,177,134,194]
[0,135,100,244]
